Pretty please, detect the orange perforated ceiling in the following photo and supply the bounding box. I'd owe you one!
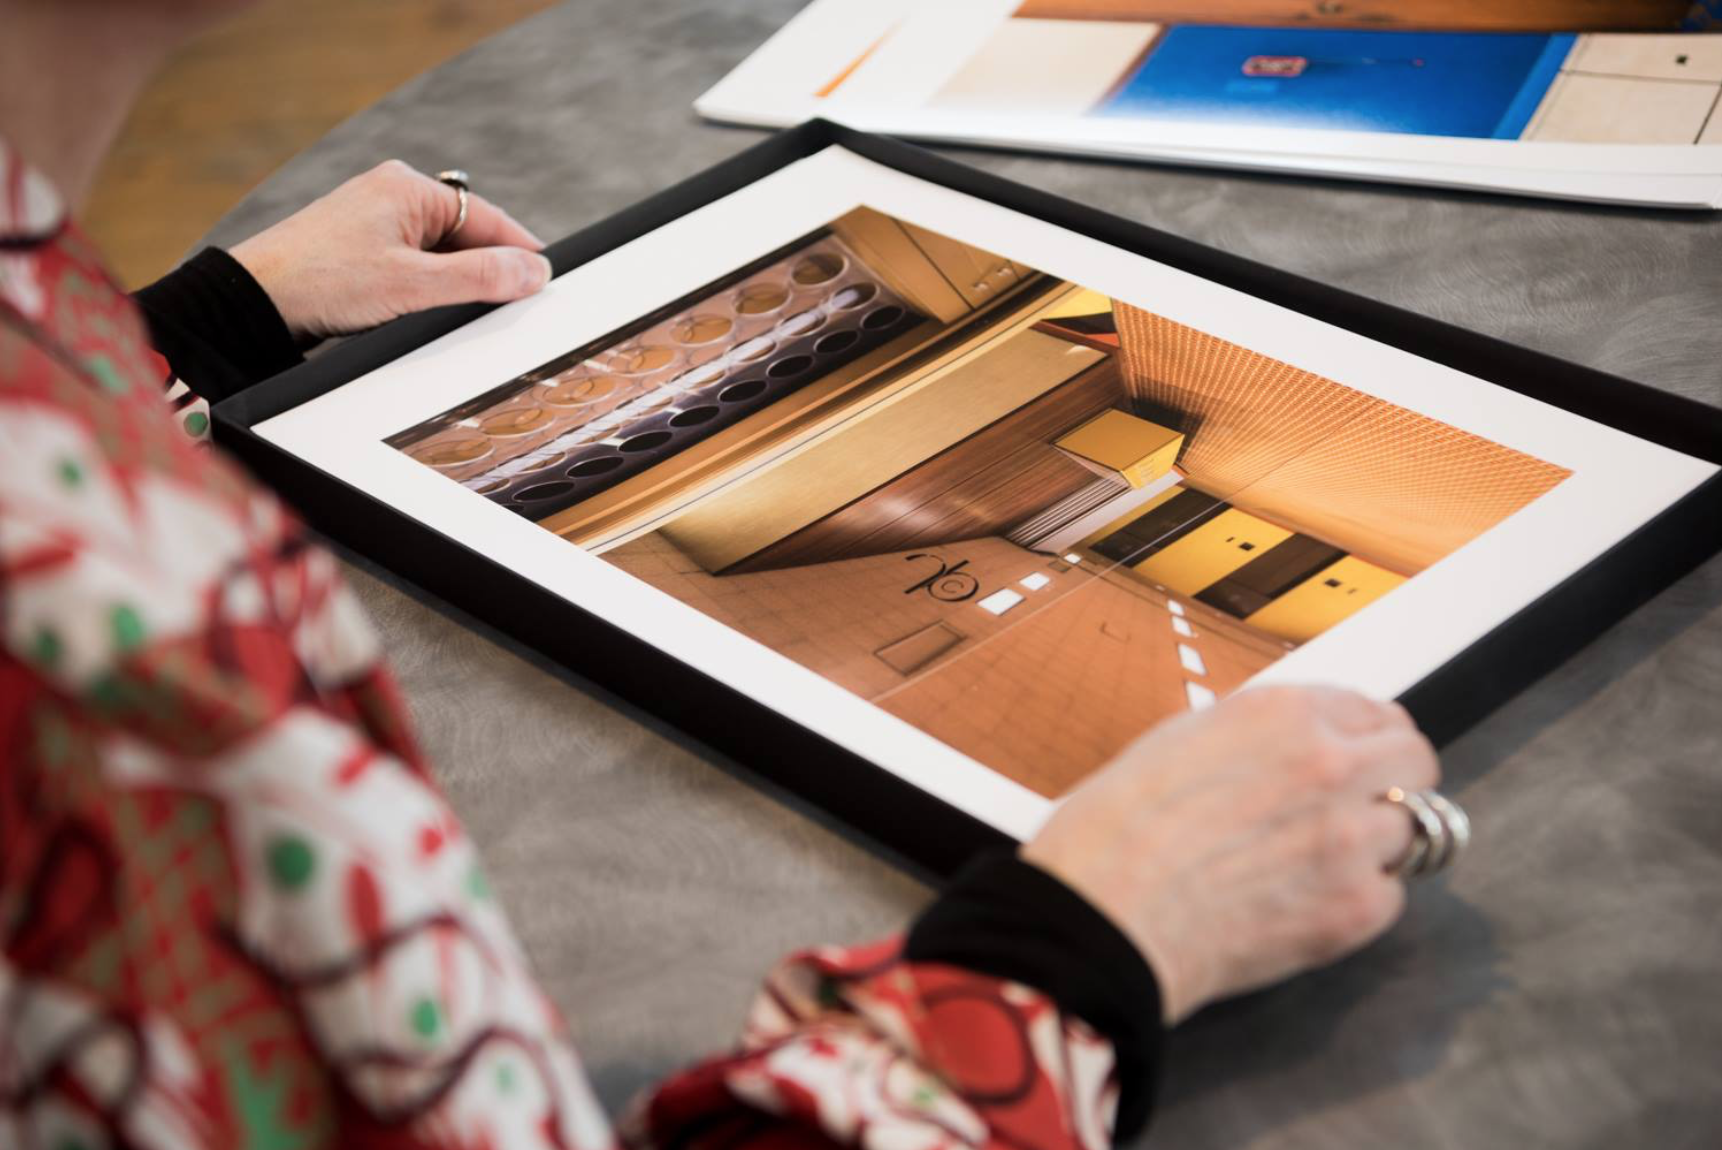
[1113,303,1571,573]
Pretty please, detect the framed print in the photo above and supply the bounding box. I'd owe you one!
[214,121,1722,873]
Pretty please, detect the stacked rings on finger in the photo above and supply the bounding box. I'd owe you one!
[1383,787,1471,880]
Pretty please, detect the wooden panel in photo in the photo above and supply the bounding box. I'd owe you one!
[897,219,1035,309]
[1009,0,1692,32]
[1524,72,1721,143]
[1567,32,1722,81]
[732,359,1129,573]
[661,330,1106,572]
[929,18,1160,116]
[830,208,974,322]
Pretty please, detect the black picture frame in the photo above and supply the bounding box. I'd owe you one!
[213,120,1722,875]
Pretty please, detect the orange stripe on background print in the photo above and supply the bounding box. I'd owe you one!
[816,27,897,97]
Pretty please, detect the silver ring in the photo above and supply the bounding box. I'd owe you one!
[1383,786,1468,880]
[435,169,471,245]
[1420,790,1471,870]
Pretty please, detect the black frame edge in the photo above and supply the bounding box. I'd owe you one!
[1401,472,1722,747]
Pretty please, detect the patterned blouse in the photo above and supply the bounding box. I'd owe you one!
[0,138,1160,1150]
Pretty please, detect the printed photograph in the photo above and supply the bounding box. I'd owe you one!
[388,207,1572,797]
[890,6,1722,146]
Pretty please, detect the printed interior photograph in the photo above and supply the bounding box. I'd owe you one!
[851,4,1722,145]
[386,206,1573,797]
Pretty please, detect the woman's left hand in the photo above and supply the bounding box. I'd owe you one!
[230,160,553,342]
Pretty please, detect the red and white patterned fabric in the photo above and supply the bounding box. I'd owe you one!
[0,137,1123,1150]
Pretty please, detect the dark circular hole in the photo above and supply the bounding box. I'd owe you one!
[670,405,721,428]
[720,379,768,403]
[514,480,577,502]
[768,355,814,379]
[620,430,675,453]
[815,329,860,356]
[862,305,906,331]
[567,455,624,478]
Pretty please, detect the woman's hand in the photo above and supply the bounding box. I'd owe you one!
[1023,685,1439,1025]
[230,160,552,342]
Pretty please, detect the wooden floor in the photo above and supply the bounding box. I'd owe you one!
[85,0,560,289]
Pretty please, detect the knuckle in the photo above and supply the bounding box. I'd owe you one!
[1300,736,1353,790]
[1385,728,1441,789]
[363,159,418,192]
[1417,741,1443,789]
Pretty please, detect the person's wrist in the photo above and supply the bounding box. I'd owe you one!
[227,238,305,342]
[1020,836,1199,1026]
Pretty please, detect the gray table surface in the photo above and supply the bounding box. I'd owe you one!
[202,3,1722,1145]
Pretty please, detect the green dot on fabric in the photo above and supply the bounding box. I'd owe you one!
[466,865,491,901]
[410,996,442,1039]
[265,836,316,891]
[183,410,210,436]
[31,626,63,668]
[86,354,130,395]
[496,1062,517,1095]
[110,604,146,651]
[57,457,84,488]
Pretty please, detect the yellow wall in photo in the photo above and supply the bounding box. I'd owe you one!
[1130,508,1290,595]
[1245,555,1407,643]
[1042,288,1114,321]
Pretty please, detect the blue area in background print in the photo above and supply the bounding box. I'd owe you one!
[1685,0,1722,29]
[1097,27,1576,139]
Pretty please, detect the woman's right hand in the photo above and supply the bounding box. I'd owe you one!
[1023,685,1439,1025]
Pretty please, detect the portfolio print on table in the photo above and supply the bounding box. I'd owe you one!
[819,3,1722,146]
[391,206,1571,797]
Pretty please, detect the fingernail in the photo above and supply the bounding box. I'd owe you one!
[520,252,552,292]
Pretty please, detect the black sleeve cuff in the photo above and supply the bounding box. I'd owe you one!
[904,850,1165,1141]
[134,246,304,402]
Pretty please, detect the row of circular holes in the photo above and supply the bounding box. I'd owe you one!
[491,304,892,443]
[444,294,895,463]
[665,279,881,350]
[504,305,908,503]
[591,294,889,393]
